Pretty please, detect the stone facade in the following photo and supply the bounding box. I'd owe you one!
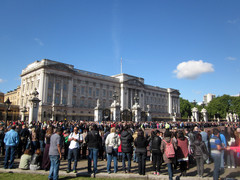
[4,86,21,106]
[20,59,180,122]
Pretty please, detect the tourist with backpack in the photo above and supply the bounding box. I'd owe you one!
[176,130,189,177]
[192,133,209,178]
[161,130,177,180]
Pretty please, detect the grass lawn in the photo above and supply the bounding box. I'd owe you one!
[0,172,118,180]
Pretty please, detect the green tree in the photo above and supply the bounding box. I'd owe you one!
[180,97,192,118]
[206,94,232,118]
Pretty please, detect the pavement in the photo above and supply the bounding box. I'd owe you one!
[0,155,240,180]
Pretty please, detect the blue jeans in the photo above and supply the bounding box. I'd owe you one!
[107,148,118,173]
[212,153,221,180]
[48,155,60,180]
[88,148,98,173]
[39,140,45,154]
[133,147,138,162]
[31,141,38,154]
[68,148,78,171]
[220,150,225,168]
[4,145,16,169]
[167,163,173,180]
[122,152,132,172]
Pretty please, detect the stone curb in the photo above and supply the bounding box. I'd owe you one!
[0,168,213,180]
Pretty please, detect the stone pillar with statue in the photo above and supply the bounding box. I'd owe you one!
[146,104,152,121]
[201,108,208,122]
[28,88,41,124]
[110,91,121,122]
[191,107,199,122]
[94,99,102,122]
[131,93,141,122]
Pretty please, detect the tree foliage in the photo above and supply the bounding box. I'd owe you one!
[206,95,240,118]
[180,97,192,118]
[180,95,240,119]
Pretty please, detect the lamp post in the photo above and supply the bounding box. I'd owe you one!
[202,101,205,108]
[4,98,12,128]
[21,106,27,122]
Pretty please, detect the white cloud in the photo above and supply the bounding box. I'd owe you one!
[226,56,237,61]
[227,19,239,24]
[0,78,3,83]
[173,60,214,80]
[34,38,44,46]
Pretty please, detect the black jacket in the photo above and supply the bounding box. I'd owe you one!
[134,136,149,154]
[192,139,209,157]
[85,130,101,149]
[151,136,162,154]
[120,130,133,153]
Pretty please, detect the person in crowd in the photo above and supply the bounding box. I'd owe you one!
[85,124,102,175]
[134,129,149,176]
[105,127,121,174]
[39,125,46,154]
[98,131,105,161]
[30,148,42,170]
[0,125,5,155]
[63,130,70,160]
[103,126,110,161]
[219,129,227,170]
[161,130,177,180]
[4,125,19,169]
[210,128,224,180]
[192,133,209,178]
[117,129,122,162]
[81,129,88,159]
[31,127,39,155]
[67,127,81,173]
[132,130,138,163]
[19,124,30,155]
[225,126,236,168]
[120,125,133,173]
[42,127,53,171]
[19,149,32,170]
[48,128,62,180]
[200,127,210,164]
[150,130,162,175]
[187,127,196,164]
[176,130,189,177]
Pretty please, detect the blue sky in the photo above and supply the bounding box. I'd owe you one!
[0,0,240,103]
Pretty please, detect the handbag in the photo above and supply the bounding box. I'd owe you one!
[106,145,113,154]
[203,153,209,161]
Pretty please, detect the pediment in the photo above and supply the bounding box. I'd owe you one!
[46,64,75,73]
[125,79,145,88]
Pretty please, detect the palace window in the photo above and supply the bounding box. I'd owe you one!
[73,86,77,93]
[48,82,53,89]
[63,84,67,91]
[81,87,85,95]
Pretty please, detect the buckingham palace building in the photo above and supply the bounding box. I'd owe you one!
[20,59,180,122]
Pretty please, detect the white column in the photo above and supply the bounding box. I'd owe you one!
[120,84,125,110]
[52,76,56,104]
[39,71,45,104]
[68,77,73,106]
[168,89,172,114]
[60,79,63,104]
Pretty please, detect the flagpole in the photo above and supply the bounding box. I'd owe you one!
[121,57,123,74]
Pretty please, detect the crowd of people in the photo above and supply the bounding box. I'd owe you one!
[0,120,240,180]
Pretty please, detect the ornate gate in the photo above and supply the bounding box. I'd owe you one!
[102,109,111,121]
[141,111,147,122]
[121,109,132,121]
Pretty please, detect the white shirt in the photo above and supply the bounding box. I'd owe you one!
[68,132,82,149]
